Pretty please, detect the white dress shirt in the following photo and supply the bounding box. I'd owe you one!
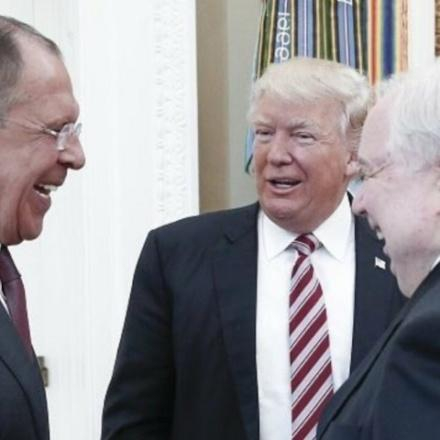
[257,195,356,440]
[432,256,440,270]
[0,281,7,313]
[0,246,10,313]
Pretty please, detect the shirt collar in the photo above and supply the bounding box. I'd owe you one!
[260,194,353,261]
[431,255,440,270]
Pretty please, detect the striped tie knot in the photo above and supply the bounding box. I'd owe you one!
[291,233,320,257]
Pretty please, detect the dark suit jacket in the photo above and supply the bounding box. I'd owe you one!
[318,264,440,440]
[102,203,404,440]
[0,305,49,439]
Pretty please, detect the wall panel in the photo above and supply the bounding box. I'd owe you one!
[0,1,198,438]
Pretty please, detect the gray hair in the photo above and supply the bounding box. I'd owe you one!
[379,60,440,170]
[248,57,372,151]
[0,15,62,118]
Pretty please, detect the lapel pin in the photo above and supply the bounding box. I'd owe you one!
[375,257,386,270]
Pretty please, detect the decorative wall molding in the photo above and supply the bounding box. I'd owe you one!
[0,1,198,439]
[153,0,199,226]
[436,0,440,56]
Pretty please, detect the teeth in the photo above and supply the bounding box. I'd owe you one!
[272,179,299,187]
[41,184,58,192]
[34,184,58,197]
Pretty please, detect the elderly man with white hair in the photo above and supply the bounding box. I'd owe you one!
[318,61,440,440]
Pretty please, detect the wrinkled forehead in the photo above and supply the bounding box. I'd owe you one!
[249,92,345,134]
[17,38,70,93]
[9,37,79,122]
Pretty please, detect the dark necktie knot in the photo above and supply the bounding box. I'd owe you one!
[0,246,21,284]
[291,233,320,257]
[0,245,32,357]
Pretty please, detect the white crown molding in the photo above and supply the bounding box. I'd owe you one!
[153,0,199,226]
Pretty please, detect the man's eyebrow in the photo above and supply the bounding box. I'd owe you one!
[250,117,319,131]
[44,114,78,128]
[45,117,70,127]
[286,119,318,130]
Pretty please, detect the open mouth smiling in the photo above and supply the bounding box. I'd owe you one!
[34,183,59,198]
[269,178,302,189]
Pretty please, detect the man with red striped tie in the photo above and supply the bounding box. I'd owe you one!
[247,57,404,440]
[102,58,404,440]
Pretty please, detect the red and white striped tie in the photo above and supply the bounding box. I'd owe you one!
[289,234,334,440]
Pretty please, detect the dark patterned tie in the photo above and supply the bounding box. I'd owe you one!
[0,246,33,356]
[290,234,334,440]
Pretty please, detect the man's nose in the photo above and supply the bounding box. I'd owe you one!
[267,136,293,165]
[58,138,86,170]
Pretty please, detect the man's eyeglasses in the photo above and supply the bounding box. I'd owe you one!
[357,160,392,183]
[40,123,82,151]
[0,118,82,151]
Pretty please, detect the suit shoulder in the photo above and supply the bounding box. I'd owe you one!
[148,203,258,245]
[401,268,440,329]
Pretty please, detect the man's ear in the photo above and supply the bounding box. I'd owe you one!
[345,149,359,179]
[248,156,256,176]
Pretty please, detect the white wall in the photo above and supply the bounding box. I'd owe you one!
[0,1,198,439]
[408,0,435,68]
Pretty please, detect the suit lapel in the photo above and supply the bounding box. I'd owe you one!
[0,305,48,439]
[213,204,259,440]
[350,216,402,371]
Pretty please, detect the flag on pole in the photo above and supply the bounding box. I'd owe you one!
[245,0,408,171]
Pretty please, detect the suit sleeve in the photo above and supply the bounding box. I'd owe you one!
[101,230,174,439]
[371,306,440,440]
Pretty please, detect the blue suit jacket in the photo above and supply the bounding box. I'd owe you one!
[102,203,404,440]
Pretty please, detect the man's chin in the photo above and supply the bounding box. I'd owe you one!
[17,220,45,243]
[20,229,44,242]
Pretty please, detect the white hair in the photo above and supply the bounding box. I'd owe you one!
[380,59,440,170]
[248,57,373,151]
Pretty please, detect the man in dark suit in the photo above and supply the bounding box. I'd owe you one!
[0,16,85,439]
[102,58,403,440]
[318,62,440,440]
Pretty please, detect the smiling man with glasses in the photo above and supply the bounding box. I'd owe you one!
[0,15,84,440]
[318,61,440,440]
